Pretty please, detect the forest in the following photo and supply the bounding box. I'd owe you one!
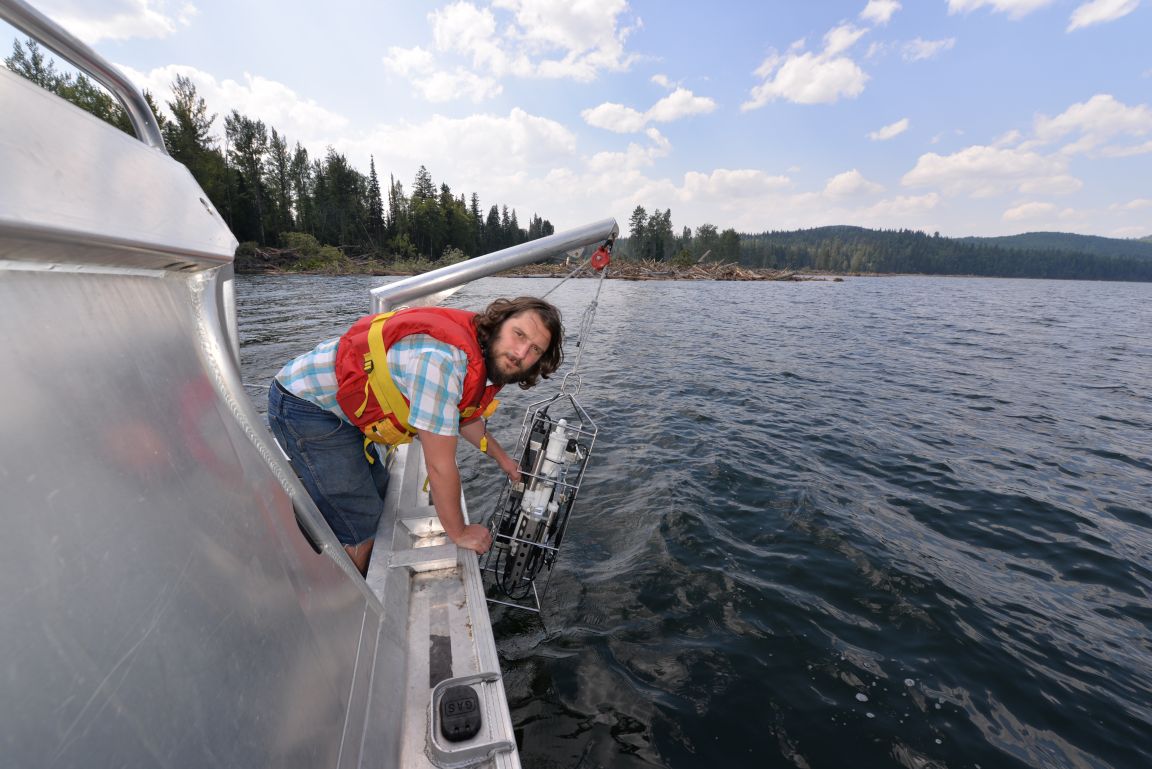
[5,39,554,274]
[8,38,1151,282]
[735,226,1152,281]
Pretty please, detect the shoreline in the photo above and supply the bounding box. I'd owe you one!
[236,261,842,282]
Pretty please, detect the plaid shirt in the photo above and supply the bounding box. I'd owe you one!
[275,333,468,436]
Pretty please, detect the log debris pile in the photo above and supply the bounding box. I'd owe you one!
[508,259,808,281]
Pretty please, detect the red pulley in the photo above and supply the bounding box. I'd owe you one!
[590,246,611,271]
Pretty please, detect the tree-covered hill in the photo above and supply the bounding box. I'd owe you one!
[956,232,1152,260]
[737,226,1152,281]
[618,207,1152,282]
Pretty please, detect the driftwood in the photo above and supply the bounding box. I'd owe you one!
[508,259,804,282]
[239,246,820,282]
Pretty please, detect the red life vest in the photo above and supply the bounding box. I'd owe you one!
[333,307,501,446]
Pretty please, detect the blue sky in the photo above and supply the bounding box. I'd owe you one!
[6,0,1150,238]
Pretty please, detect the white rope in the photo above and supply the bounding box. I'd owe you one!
[561,264,609,394]
[541,257,594,299]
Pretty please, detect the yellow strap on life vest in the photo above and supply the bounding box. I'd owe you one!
[357,312,418,446]
[362,436,400,465]
[477,398,500,454]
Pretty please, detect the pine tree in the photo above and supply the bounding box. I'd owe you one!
[164,75,232,228]
[469,193,484,256]
[289,143,313,236]
[367,157,385,252]
[6,38,131,134]
[266,128,294,239]
[388,175,408,242]
[224,110,270,244]
[5,38,60,89]
[484,205,501,253]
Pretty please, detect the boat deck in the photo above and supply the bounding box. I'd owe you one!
[365,442,519,769]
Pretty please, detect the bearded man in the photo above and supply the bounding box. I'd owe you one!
[268,297,564,575]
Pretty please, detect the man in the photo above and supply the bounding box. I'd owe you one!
[267,297,563,575]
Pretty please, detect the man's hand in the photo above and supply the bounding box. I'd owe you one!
[419,428,495,555]
[495,451,521,484]
[460,417,521,484]
[454,523,492,554]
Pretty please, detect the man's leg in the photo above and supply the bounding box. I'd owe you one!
[267,381,389,575]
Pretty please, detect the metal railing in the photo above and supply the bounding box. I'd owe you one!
[0,0,167,152]
[370,218,619,313]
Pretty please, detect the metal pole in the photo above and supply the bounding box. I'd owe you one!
[0,0,168,152]
[370,218,618,312]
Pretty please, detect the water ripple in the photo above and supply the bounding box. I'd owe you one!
[237,274,1152,769]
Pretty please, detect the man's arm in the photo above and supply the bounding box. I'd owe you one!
[418,429,492,554]
[459,417,521,484]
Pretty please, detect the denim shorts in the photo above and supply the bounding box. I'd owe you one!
[267,380,389,546]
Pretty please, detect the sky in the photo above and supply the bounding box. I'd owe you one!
[5,0,1151,239]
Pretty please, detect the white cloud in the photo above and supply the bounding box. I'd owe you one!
[431,2,503,68]
[1068,0,1141,31]
[119,64,349,145]
[383,45,503,102]
[1018,174,1083,194]
[993,129,1023,147]
[496,0,632,58]
[860,0,902,25]
[326,107,581,221]
[825,169,885,198]
[903,38,956,61]
[382,46,436,78]
[743,18,874,110]
[37,0,195,43]
[902,145,1075,198]
[581,102,648,133]
[946,0,1057,19]
[823,23,869,56]
[895,93,1146,224]
[383,0,640,101]
[1032,94,1152,156]
[1112,198,1152,210]
[646,88,718,122]
[680,169,792,200]
[1101,140,1152,157]
[365,108,578,168]
[869,117,910,141]
[416,68,503,103]
[1111,225,1152,237]
[587,128,671,172]
[857,193,941,220]
[583,87,716,133]
[1002,201,1059,221]
[743,50,869,109]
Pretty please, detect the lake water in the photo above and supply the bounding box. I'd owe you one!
[235,274,1152,769]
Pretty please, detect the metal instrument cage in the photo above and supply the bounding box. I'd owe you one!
[480,392,598,614]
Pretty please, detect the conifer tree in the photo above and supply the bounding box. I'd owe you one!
[289,143,313,236]
[367,157,385,251]
[224,110,270,244]
[266,128,294,238]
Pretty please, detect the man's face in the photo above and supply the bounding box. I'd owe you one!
[486,309,551,385]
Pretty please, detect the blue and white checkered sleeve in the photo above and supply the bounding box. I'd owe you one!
[391,338,466,436]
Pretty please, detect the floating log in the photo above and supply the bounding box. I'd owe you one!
[505,258,808,281]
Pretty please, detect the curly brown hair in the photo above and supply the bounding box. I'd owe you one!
[474,296,564,389]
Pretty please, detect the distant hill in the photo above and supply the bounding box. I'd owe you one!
[957,232,1152,261]
[735,226,1152,282]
